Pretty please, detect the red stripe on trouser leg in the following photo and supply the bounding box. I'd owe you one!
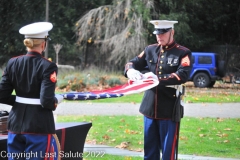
[49,144,55,160]
[171,123,179,160]
[61,128,66,151]
[45,134,52,160]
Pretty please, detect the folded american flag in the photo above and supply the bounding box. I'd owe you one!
[62,72,159,100]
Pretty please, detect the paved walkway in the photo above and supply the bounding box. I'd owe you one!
[84,144,239,160]
[1,102,240,118]
[1,102,240,160]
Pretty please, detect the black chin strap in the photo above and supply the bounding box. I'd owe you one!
[166,29,172,46]
[44,39,47,48]
[43,36,50,53]
[41,39,47,55]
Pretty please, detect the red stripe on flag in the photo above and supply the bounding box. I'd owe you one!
[91,81,155,94]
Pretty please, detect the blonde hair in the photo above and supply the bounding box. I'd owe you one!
[23,38,45,49]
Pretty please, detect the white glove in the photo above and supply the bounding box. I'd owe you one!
[55,94,64,104]
[127,69,143,81]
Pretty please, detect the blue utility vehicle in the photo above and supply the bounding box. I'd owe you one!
[189,52,225,88]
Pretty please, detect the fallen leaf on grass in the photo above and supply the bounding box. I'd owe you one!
[85,139,97,144]
[125,129,130,134]
[115,142,130,149]
[216,118,224,122]
[102,134,110,140]
[180,136,188,140]
[125,129,139,134]
[124,156,132,160]
[223,140,230,143]
[224,128,232,131]
[120,119,125,122]
[138,141,143,144]
[107,128,114,132]
[199,134,206,137]
[130,130,138,134]
[222,133,229,137]
[111,139,116,142]
[217,140,230,143]
[216,133,228,137]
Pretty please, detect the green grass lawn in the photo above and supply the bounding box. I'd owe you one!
[185,90,240,103]
[57,115,240,159]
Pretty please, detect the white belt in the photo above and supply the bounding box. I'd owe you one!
[16,96,41,105]
[166,85,180,90]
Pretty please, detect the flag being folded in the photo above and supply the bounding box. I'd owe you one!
[62,72,159,100]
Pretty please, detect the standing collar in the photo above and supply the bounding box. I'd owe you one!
[26,51,42,57]
[161,40,176,50]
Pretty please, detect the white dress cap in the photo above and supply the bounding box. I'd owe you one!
[150,20,178,29]
[19,22,53,39]
[149,20,178,35]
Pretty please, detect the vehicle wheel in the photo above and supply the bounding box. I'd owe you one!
[217,60,226,77]
[208,81,216,88]
[193,73,210,88]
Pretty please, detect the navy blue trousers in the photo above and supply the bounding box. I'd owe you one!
[7,132,60,160]
[144,116,179,160]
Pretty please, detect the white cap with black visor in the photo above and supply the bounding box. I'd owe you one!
[150,20,178,35]
[19,22,53,41]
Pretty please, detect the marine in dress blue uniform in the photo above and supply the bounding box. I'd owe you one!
[124,20,192,160]
[0,22,63,160]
